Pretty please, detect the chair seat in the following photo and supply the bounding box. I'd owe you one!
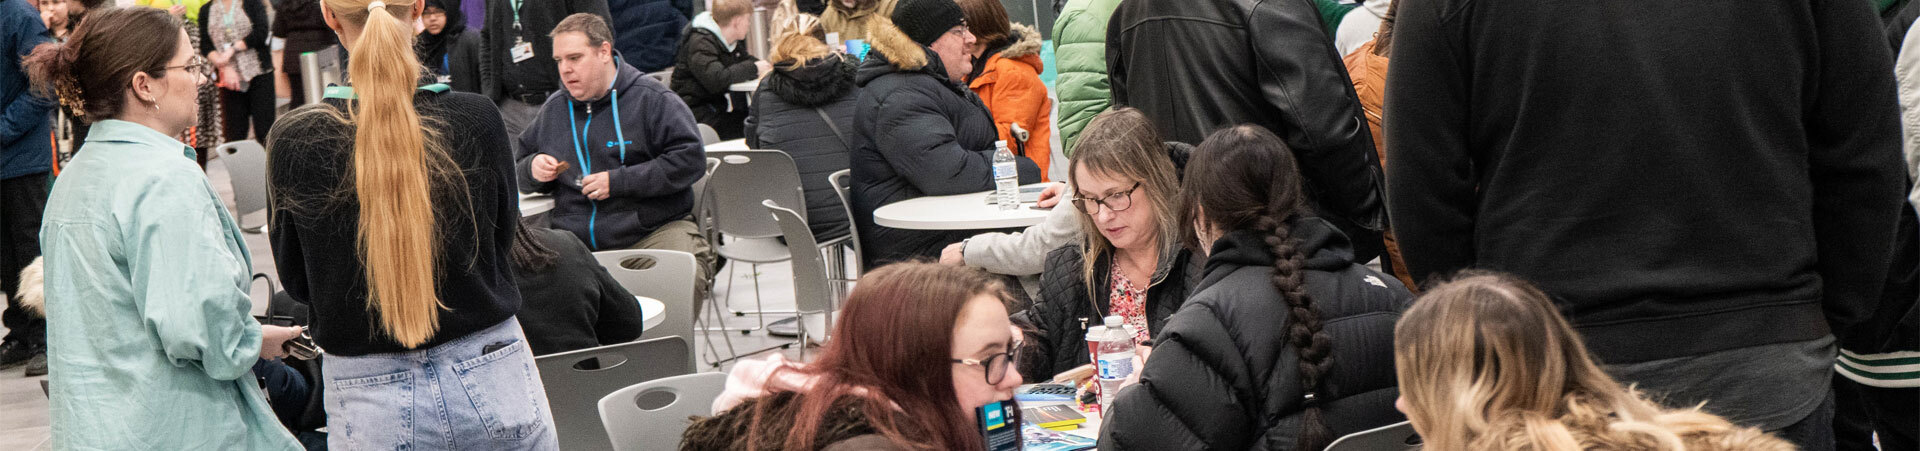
[716,236,792,263]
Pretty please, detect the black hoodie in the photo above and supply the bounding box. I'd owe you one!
[515,58,708,251]
[746,55,860,240]
[1101,218,1411,450]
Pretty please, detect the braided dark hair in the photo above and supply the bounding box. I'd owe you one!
[1183,125,1335,450]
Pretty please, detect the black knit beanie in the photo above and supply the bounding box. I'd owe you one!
[891,0,965,47]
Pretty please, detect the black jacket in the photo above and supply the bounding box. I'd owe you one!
[419,27,485,95]
[511,227,645,356]
[267,90,521,356]
[1108,0,1385,263]
[850,18,1040,265]
[517,58,708,251]
[269,0,338,60]
[199,0,273,75]
[671,26,760,137]
[1385,0,1907,364]
[610,0,691,72]
[1101,219,1410,450]
[1016,241,1201,380]
[482,0,614,103]
[746,55,860,242]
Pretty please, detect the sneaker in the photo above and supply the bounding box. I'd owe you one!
[23,353,46,377]
[0,341,33,369]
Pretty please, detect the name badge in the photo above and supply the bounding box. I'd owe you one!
[436,74,453,83]
[511,41,535,64]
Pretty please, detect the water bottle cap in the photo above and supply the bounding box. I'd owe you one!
[1104,316,1123,327]
[995,140,1009,150]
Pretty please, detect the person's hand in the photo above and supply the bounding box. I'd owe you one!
[581,171,612,200]
[235,42,247,52]
[530,154,562,182]
[169,4,186,17]
[39,9,53,28]
[1036,182,1068,208]
[939,242,966,265]
[259,325,303,360]
[754,60,772,75]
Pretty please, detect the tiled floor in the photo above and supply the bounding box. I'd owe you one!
[0,158,818,449]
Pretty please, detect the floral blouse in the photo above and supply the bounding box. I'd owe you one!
[1108,265,1152,343]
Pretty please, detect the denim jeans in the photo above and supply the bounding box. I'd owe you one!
[322,319,558,450]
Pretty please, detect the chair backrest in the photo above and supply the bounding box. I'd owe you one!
[827,169,862,273]
[765,200,835,340]
[597,372,730,451]
[593,249,697,350]
[697,124,721,145]
[536,336,696,451]
[646,68,674,86]
[691,157,721,241]
[217,140,268,222]
[1324,421,1422,451]
[705,150,806,240]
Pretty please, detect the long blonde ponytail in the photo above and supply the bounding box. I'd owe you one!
[328,0,459,347]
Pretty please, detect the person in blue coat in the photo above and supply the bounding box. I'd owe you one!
[0,0,55,373]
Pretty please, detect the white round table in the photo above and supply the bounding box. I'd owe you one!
[637,296,665,330]
[729,79,759,93]
[706,138,749,152]
[519,193,554,216]
[873,184,1054,230]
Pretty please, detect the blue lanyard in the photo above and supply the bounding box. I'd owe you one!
[441,54,450,75]
[565,86,626,249]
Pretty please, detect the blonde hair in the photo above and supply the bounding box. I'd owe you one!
[318,0,464,347]
[1069,108,1182,299]
[1394,272,1796,451]
[768,13,830,66]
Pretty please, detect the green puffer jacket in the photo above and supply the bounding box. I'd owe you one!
[1050,0,1123,157]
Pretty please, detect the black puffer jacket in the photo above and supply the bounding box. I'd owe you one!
[1016,242,1201,380]
[1100,218,1410,450]
[850,18,1041,265]
[671,26,759,138]
[746,55,860,241]
[1108,0,1386,263]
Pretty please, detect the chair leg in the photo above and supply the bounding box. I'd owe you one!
[702,261,765,332]
[700,294,745,368]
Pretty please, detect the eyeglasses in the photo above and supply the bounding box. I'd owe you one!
[163,56,215,82]
[1071,182,1141,215]
[947,22,971,37]
[952,342,1021,385]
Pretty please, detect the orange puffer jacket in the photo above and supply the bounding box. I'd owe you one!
[970,23,1054,180]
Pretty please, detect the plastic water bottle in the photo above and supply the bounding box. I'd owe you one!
[1094,315,1137,411]
[993,140,1019,210]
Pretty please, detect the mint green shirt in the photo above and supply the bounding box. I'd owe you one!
[40,120,298,451]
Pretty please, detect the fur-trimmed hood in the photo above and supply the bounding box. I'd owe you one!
[16,257,42,317]
[998,23,1044,60]
[766,55,860,107]
[861,16,932,73]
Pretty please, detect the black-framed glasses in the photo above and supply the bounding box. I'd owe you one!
[1071,182,1141,215]
[163,56,215,82]
[952,343,1022,385]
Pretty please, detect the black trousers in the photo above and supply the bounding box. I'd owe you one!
[1,173,49,346]
[1835,375,1919,451]
[222,73,278,142]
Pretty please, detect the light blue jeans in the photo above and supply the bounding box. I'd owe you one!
[322,319,559,450]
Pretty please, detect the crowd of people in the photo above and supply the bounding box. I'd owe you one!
[0,0,1917,448]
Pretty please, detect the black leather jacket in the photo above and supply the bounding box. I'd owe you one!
[1108,0,1387,262]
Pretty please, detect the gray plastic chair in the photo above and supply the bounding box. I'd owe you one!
[1324,421,1422,451]
[765,200,838,351]
[597,372,729,451]
[827,169,863,277]
[216,140,268,233]
[704,150,807,326]
[592,249,697,359]
[535,336,695,451]
[645,68,674,86]
[697,124,721,146]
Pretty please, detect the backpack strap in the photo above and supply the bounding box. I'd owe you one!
[815,107,853,150]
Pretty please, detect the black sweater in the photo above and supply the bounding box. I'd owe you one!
[481,0,613,103]
[512,227,645,356]
[266,90,522,356]
[1384,0,1908,363]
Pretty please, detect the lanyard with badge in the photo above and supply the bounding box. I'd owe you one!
[508,0,535,64]
[437,55,452,84]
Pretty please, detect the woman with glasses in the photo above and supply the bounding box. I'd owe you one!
[24,7,302,449]
[683,262,1025,450]
[1101,125,1412,450]
[1009,108,1201,382]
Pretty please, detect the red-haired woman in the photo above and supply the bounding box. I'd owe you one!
[682,262,1026,450]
